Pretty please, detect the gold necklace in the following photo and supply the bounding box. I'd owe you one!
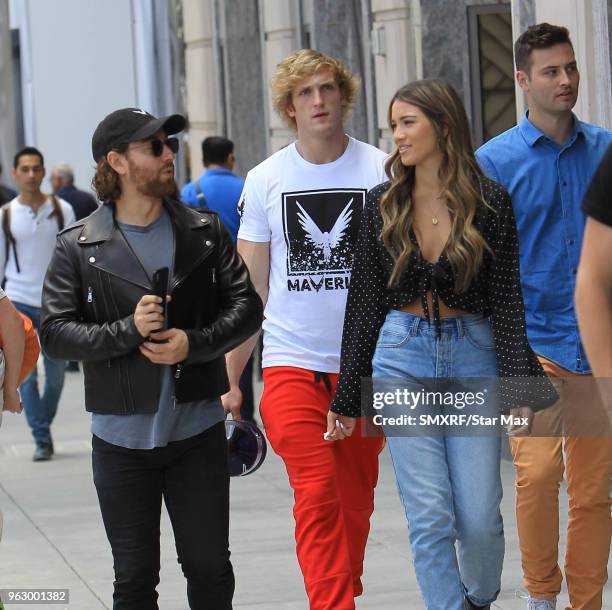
[426,194,446,226]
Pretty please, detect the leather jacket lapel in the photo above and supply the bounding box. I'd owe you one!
[167,200,214,292]
[92,229,151,290]
[74,199,214,292]
[76,202,151,290]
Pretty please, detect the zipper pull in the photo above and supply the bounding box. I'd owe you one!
[212,267,216,283]
[173,364,183,409]
[87,286,93,303]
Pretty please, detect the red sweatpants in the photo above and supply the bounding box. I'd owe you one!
[260,366,383,610]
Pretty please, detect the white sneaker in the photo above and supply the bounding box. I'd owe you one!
[516,590,557,609]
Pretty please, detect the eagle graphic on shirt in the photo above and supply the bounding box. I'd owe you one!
[282,188,366,277]
[295,198,353,264]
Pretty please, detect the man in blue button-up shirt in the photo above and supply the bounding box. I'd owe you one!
[181,137,244,240]
[181,137,255,421]
[477,23,611,610]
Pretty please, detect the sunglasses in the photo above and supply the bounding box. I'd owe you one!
[127,137,179,157]
[150,137,179,156]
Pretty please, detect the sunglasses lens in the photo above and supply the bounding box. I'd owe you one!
[167,137,179,154]
[149,137,179,156]
[151,140,164,156]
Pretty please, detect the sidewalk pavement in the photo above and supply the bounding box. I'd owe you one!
[0,368,609,610]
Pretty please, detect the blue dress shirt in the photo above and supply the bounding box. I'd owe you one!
[476,113,612,373]
[181,167,244,241]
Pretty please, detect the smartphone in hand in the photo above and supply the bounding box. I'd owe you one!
[150,266,169,342]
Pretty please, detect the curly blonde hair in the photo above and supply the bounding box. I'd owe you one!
[271,49,360,130]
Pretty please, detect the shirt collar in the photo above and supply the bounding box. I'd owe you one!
[15,195,51,209]
[205,167,233,176]
[519,111,583,148]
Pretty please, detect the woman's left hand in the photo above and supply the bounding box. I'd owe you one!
[325,411,356,441]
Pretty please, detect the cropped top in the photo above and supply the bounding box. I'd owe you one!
[330,177,557,417]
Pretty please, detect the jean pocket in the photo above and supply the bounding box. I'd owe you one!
[463,320,495,351]
[375,326,412,348]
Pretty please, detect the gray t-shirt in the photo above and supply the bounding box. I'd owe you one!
[91,210,224,449]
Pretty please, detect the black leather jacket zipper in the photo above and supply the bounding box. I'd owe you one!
[105,272,134,414]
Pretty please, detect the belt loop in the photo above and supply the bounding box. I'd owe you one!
[410,315,420,336]
[456,317,464,338]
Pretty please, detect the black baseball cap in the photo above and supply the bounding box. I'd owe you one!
[91,107,186,162]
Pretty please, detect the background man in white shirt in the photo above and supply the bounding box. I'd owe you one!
[0,147,75,461]
[223,49,387,610]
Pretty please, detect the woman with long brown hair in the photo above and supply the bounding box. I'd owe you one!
[327,79,555,609]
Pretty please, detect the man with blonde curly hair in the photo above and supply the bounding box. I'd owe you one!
[270,49,360,131]
[223,49,387,609]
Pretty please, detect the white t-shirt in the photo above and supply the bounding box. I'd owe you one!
[237,136,388,373]
[0,197,76,307]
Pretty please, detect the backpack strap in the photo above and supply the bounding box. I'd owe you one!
[1,197,63,281]
[193,181,208,209]
[1,203,20,276]
[49,195,65,231]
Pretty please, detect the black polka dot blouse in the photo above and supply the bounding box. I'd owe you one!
[330,178,557,418]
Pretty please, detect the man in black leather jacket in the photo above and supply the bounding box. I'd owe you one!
[40,108,262,610]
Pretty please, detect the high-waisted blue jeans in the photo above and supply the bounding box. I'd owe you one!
[372,310,504,610]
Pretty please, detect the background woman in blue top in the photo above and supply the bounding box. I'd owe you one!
[327,79,555,610]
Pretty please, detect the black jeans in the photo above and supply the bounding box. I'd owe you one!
[92,422,234,610]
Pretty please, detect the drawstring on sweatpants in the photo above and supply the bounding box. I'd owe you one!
[314,371,332,393]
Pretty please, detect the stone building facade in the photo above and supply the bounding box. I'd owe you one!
[181,0,611,180]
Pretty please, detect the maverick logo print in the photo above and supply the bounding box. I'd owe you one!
[296,199,353,264]
[282,188,365,291]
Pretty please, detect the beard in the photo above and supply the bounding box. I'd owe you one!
[128,159,179,199]
[136,176,178,199]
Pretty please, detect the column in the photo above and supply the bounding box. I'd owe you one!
[312,0,369,142]
[371,0,421,150]
[511,0,612,129]
[0,0,17,183]
[534,0,611,128]
[261,0,300,153]
[220,0,267,175]
[510,0,536,118]
[182,0,219,181]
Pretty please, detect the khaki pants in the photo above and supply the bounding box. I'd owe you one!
[510,357,612,610]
